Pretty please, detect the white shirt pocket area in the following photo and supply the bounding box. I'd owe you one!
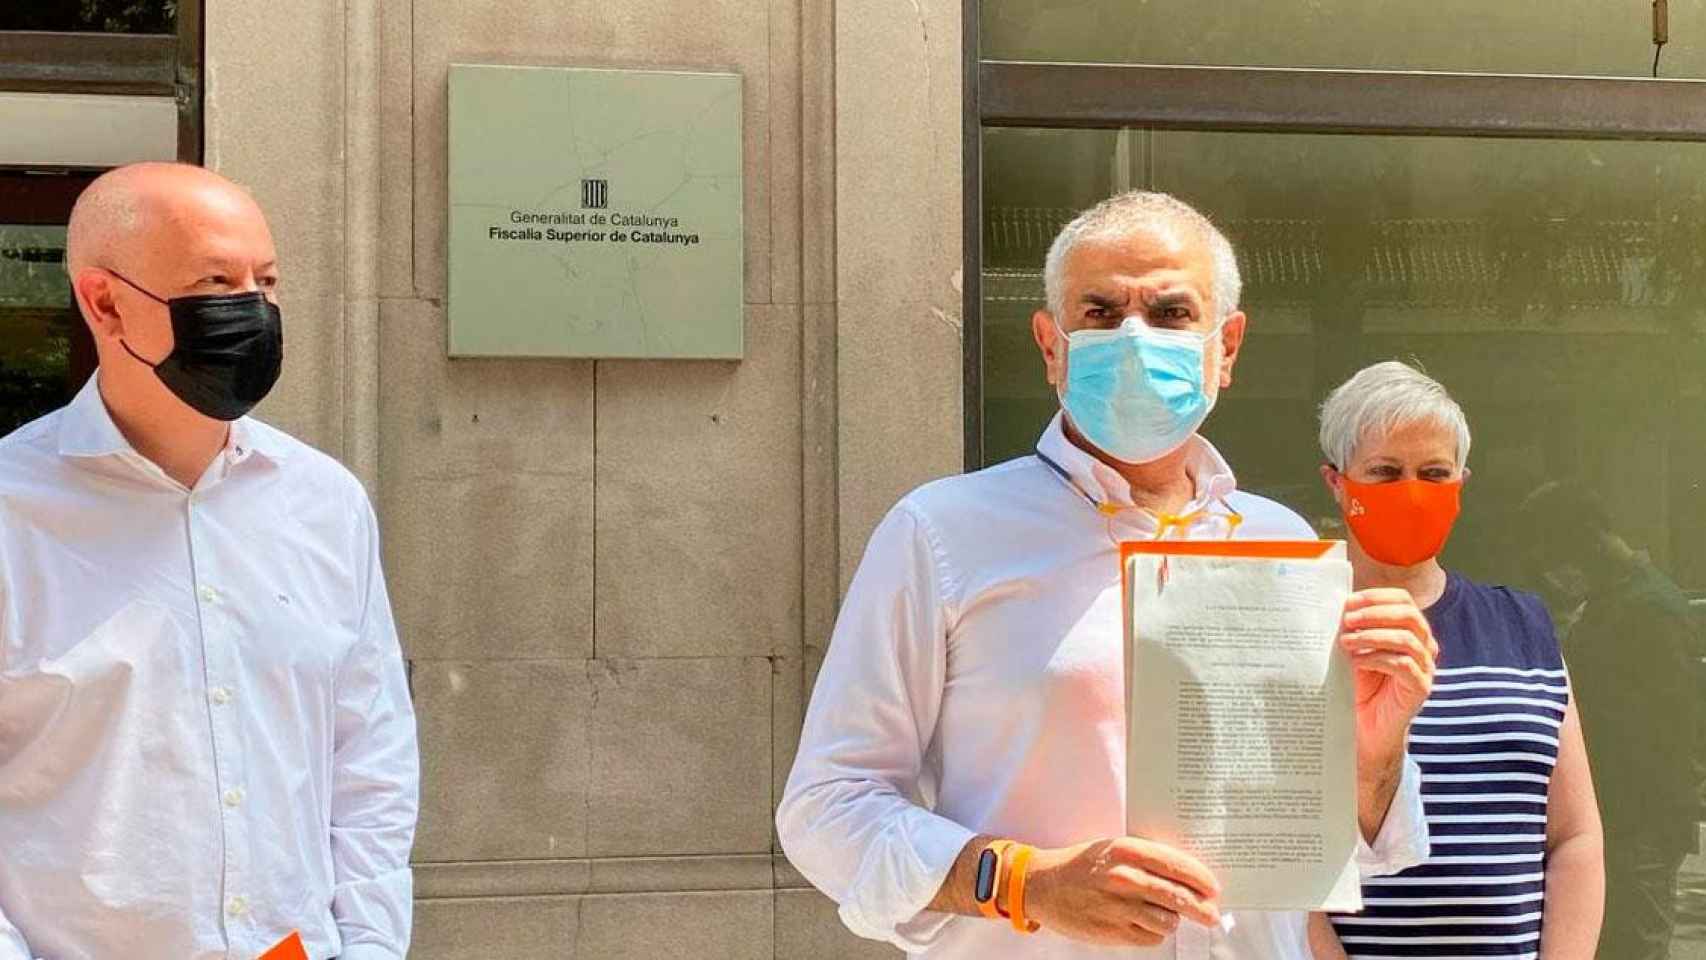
[0,599,202,806]
[0,598,217,957]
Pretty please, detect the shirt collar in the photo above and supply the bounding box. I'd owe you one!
[1034,411,1238,510]
[56,375,290,465]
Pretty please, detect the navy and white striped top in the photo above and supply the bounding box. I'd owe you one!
[1333,571,1566,960]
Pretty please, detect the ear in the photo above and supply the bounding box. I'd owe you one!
[1320,462,1346,506]
[1032,308,1066,387]
[1216,311,1247,389]
[70,268,126,343]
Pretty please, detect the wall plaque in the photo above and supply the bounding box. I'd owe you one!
[448,64,743,358]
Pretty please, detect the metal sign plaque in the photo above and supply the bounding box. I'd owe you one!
[448,63,744,359]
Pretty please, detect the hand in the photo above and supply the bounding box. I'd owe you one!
[1339,588,1438,778]
[1023,836,1221,947]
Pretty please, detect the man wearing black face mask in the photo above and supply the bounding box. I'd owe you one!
[0,163,418,960]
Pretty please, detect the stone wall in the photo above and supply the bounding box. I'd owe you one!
[204,0,964,954]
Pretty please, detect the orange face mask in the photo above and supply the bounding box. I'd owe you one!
[1339,476,1463,567]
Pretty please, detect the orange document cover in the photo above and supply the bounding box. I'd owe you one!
[259,932,309,960]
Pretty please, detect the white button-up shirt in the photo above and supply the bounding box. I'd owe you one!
[0,379,419,960]
[777,415,1428,958]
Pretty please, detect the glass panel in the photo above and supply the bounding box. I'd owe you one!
[982,0,1706,79]
[0,225,77,435]
[982,127,1706,955]
[1,1,176,33]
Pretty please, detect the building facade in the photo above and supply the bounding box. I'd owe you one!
[6,1,1706,957]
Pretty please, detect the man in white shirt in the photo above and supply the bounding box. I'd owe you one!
[777,191,1439,958]
[0,162,418,960]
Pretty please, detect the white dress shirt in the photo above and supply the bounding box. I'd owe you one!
[777,414,1428,958]
[0,378,419,960]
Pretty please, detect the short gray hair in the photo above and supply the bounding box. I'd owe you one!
[1318,361,1472,469]
[1043,191,1242,322]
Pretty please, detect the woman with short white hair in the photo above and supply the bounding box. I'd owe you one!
[1305,361,1604,960]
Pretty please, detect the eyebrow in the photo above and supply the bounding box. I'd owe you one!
[1078,291,1127,310]
[1144,292,1200,311]
[1367,456,1456,467]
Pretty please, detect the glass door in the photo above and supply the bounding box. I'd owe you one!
[968,4,1706,955]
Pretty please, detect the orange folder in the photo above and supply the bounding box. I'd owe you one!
[259,932,309,960]
[1119,539,1340,603]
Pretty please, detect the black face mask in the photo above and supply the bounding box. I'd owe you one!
[107,270,284,421]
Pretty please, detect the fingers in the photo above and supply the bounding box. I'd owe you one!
[1343,602,1430,637]
[1343,595,1439,659]
[1338,628,1436,670]
[1128,903,1181,942]
[1112,838,1221,900]
[1124,927,1167,948]
[1343,588,1416,609]
[1121,898,1182,938]
[1348,651,1433,693]
[1106,862,1221,928]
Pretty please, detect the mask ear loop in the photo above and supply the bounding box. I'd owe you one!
[1201,314,1231,406]
[119,340,165,369]
[102,269,172,369]
[1050,315,1073,410]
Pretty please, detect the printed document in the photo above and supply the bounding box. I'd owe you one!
[1123,541,1360,911]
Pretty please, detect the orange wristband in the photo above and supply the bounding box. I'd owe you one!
[1008,844,1041,933]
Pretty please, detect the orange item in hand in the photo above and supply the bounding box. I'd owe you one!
[259,932,309,960]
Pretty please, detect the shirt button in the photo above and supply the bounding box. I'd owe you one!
[226,895,248,917]
[223,787,245,808]
[210,687,233,706]
[199,586,220,604]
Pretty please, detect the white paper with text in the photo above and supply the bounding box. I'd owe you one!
[1124,545,1360,911]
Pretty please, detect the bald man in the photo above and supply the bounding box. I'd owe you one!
[0,163,418,960]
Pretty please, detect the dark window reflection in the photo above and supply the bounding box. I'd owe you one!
[2,1,176,33]
[0,226,77,436]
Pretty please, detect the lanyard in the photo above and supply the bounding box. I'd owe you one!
[1033,448,1244,540]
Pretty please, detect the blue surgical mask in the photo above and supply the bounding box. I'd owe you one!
[1055,316,1224,464]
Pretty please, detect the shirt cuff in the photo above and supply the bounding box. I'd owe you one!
[1355,754,1430,878]
[331,863,413,957]
[838,814,977,951]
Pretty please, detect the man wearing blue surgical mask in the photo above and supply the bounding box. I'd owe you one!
[0,162,418,960]
[779,191,1439,958]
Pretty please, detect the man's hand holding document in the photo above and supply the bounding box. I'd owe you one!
[1123,540,1436,914]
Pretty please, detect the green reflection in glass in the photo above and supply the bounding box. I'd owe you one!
[0,225,74,436]
[981,127,1706,954]
[982,0,1706,80]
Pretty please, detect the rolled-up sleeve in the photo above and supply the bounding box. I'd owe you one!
[1354,755,1429,877]
[329,499,420,959]
[776,502,976,950]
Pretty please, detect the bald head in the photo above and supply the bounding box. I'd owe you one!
[68,162,281,408]
[66,162,271,276]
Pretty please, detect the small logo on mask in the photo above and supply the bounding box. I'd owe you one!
[1347,498,1367,517]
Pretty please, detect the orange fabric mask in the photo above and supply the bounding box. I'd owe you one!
[1340,477,1463,567]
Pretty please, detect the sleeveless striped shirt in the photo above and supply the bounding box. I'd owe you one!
[1332,571,1565,960]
